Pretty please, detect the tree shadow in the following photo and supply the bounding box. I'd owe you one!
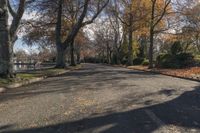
[0,65,158,103]
[0,125,14,132]
[2,86,200,133]
[158,89,176,96]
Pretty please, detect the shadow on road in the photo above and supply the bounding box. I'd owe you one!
[2,86,200,133]
[0,65,158,103]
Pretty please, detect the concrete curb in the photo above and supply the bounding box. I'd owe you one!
[128,67,200,82]
[85,63,200,82]
[6,77,45,89]
[0,70,71,93]
[104,63,200,82]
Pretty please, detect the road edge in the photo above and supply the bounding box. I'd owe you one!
[103,63,200,82]
[129,67,200,82]
[0,65,83,93]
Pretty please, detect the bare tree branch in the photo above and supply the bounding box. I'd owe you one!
[7,0,17,17]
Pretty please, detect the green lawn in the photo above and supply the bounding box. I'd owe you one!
[0,65,82,87]
[0,64,84,87]
[0,68,67,87]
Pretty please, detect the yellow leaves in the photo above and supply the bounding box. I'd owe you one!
[133,40,140,57]
[135,27,149,37]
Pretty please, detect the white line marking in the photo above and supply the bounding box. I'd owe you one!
[145,109,182,133]
[145,109,165,127]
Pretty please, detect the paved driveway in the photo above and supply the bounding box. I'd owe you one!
[0,64,200,133]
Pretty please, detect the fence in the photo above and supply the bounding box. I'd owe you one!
[14,63,56,72]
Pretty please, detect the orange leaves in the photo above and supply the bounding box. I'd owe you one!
[129,66,200,80]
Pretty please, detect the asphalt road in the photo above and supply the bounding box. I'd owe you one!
[0,64,200,133]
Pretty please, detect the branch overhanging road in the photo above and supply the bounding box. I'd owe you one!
[0,63,200,133]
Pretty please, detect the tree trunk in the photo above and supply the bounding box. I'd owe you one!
[70,41,76,66]
[55,44,66,68]
[76,53,80,64]
[128,27,133,66]
[149,29,154,68]
[55,0,65,68]
[0,0,14,78]
[106,43,110,64]
[114,32,120,64]
[76,47,81,64]
[109,51,112,64]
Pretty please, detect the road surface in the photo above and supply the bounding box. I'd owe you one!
[0,64,200,133]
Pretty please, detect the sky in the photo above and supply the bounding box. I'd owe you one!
[14,39,39,54]
[12,0,200,53]
[9,0,38,53]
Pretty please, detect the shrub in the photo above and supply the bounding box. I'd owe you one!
[176,53,194,67]
[194,55,200,65]
[156,53,194,68]
[133,58,144,65]
[142,59,149,66]
[156,53,175,68]
[121,59,128,65]
[84,57,102,63]
[157,41,195,68]
[171,41,183,55]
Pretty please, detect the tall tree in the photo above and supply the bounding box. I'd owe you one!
[106,0,123,64]
[55,0,110,67]
[24,0,109,67]
[116,0,149,66]
[149,0,171,68]
[0,0,27,78]
[118,0,135,66]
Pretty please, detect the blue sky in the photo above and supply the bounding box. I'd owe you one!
[14,39,27,51]
[10,0,39,53]
[14,39,39,53]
